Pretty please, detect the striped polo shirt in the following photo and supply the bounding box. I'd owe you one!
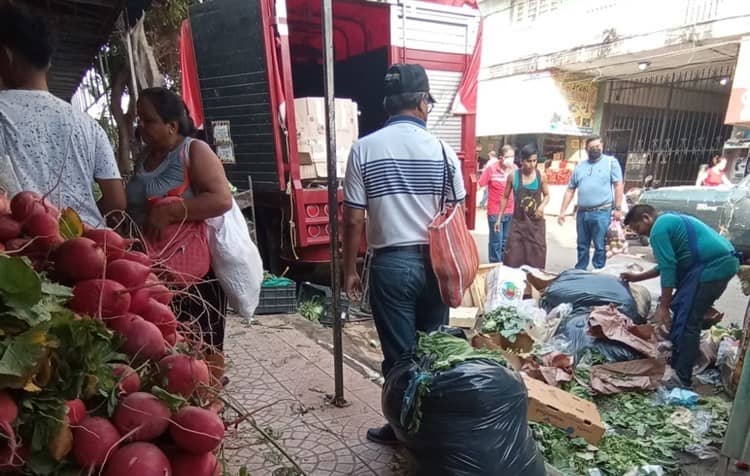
[343,115,466,249]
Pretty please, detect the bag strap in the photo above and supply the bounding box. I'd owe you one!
[439,141,457,211]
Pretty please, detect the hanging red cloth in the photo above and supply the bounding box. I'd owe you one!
[179,20,205,130]
[452,21,482,115]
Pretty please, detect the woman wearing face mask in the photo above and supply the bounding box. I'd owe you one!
[696,155,732,187]
[498,144,550,269]
[478,145,516,263]
[126,87,233,385]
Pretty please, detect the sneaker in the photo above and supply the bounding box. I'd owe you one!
[366,424,399,446]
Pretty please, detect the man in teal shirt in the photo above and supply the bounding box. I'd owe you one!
[622,204,739,387]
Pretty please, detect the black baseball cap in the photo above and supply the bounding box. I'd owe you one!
[384,64,435,103]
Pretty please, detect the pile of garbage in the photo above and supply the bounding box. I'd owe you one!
[388,263,741,476]
[476,265,739,475]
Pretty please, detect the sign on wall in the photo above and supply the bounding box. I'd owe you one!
[726,36,750,125]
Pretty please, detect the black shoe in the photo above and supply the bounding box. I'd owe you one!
[366,424,399,446]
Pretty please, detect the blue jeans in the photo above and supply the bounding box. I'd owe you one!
[369,247,449,376]
[488,214,512,263]
[575,210,611,270]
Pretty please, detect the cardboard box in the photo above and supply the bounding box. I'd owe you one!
[449,307,479,329]
[522,374,605,445]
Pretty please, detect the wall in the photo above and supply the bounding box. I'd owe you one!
[479,0,750,77]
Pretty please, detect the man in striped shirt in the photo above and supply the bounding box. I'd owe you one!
[343,63,465,445]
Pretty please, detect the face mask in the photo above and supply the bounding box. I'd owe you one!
[588,150,602,160]
[503,157,514,167]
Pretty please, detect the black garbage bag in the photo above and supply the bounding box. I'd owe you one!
[383,356,546,476]
[541,269,643,323]
[557,311,641,363]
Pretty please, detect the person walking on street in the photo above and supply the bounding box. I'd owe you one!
[696,155,732,187]
[499,144,549,269]
[479,145,515,262]
[478,150,497,208]
[342,63,465,446]
[558,136,624,270]
[621,205,739,387]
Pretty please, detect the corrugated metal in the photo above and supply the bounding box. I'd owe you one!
[426,70,462,150]
[391,2,478,54]
[190,0,280,192]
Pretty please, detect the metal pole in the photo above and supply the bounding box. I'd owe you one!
[322,0,346,406]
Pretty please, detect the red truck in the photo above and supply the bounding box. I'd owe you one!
[182,0,481,273]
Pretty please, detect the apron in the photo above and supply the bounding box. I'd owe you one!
[668,215,703,347]
[503,170,546,269]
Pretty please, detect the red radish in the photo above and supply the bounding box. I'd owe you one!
[10,191,56,222]
[106,312,140,334]
[4,238,34,254]
[53,237,106,282]
[68,279,130,318]
[171,451,219,476]
[23,211,63,249]
[120,317,167,361]
[169,407,224,454]
[141,299,177,340]
[107,259,151,288]
[123,250,152,268]
[0,391,18,423]
[164,331,177,347]
[0,243,4,253]
[157,355,210,399]
[0,425,21,473]
[146,273,159,284]
[72,417,121,468]
[0,215,22,242]
[129,288,151,315]
[83,229,135,260]
[150,284,173,306]
[65,399,86,425]
[104,442,171,476]
[112,364,141,395]
[113,392,171,442]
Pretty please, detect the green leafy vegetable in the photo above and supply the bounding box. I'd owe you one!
[481,306,529,342]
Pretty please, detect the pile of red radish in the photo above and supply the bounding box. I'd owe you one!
[0,191,227,475]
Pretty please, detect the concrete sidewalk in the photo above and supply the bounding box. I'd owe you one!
[222,316,404,475]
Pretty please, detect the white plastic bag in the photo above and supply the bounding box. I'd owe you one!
[206,198,263,319]
[484,266,527,313]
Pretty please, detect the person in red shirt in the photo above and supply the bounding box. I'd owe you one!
[696,155,732,187]
[479,144,515,262]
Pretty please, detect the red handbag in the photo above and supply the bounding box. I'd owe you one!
[144,142,210,285]
[428,144,479,307]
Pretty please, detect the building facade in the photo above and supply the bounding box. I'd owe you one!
[477,0,750,187]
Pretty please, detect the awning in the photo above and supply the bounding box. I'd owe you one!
[726,36,750,125]
[476,71,598,137]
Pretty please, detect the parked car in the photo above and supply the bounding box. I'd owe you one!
[638,175,750,258]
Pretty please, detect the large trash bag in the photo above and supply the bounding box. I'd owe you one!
[557,311,641,363]
[383,356,546,476]
[541,269,642,323]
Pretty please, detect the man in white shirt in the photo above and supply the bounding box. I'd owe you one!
[343,63,465,445]
[0,4,125,226]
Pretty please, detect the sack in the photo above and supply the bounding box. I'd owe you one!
[556,311,642,363]
[206,198,263,318]
[144,139,210,285]
[428,143,479,307]
[541,269,642,323]
[383,356,545,476]
[484,266,527,313]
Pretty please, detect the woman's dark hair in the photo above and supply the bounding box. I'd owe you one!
[0,3,54,69]
[140,87,196,137]
[709,155,724,167]
[520,144,538,160]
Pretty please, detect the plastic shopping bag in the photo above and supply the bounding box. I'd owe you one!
[206,198,263,318]
[484,266,527,313]
[606,219,629,258]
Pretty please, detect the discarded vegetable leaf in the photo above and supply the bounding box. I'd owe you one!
[58,208,83,240]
